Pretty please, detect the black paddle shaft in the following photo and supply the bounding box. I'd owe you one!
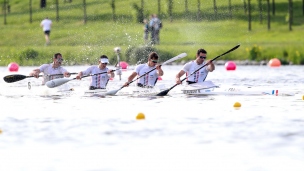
[80,70,116,79]
[156,44,241,96]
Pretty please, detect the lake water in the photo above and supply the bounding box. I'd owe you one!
[0,65,304,171]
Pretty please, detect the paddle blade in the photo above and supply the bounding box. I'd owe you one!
[162,53,187,65]
[156,89,170,96]
[46,78,73,88]
[3,74,27,83]
[105,88,120,96]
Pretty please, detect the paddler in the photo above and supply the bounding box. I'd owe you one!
[175,48,215,85]
[123,52,164,88]
[76,55,115,90]
[29,53,71,85]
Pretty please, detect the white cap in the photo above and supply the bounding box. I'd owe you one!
[100,58,109,64]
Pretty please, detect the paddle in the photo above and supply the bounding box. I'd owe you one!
[115,52,122,81]
[156,44,241,96]
[105,52,188,96]
[3,73,77,83]
[46,70,116,88]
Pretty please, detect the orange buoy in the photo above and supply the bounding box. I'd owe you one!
[8,62,19,72]
[268,58,281,67]
[225,61,236,71]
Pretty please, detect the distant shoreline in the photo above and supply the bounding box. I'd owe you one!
[175,60,294,66]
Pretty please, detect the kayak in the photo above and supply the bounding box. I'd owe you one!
[80,87,161,97]
[0,83,74,97]
[83,89,108,96]
[116,87,160,96]
[181,81,295,96]
[104,84,165,97]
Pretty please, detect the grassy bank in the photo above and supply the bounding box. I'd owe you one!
[1,0,304,66]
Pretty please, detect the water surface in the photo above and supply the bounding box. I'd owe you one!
[0,65,304,171]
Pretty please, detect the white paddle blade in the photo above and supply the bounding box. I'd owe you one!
[162,53,187,65]
[46,78,73,88]
[105,89,120,96]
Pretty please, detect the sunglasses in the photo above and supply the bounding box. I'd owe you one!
[151,60,158,63]
[199,56,206,59]
[56,58,64,62]
[101,63,108,65]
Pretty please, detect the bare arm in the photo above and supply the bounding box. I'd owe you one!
[123,72,137,87]
[76,71,83,80]
[64,71,71,77]
[156,65,164,76]
[29,69,41,78]
[206,60,215,72]
[175,70,186,85]
[108,69,115,78]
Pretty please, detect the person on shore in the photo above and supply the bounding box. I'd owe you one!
[76,55,115,90]
[40,17,52,45]
[149,14,155,45]
[152,14,161,45]
[143,19,149,44]
[123,52,163,88]
[175,48,215,85]
[29,53,71,85]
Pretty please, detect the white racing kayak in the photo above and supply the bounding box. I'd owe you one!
[81,87,161,97]
[99,84,165,97]
[0,82,74,97]
[83,89,108,96]
[116,86,163,96]
[32,84,74,97]
[181,81,296,96]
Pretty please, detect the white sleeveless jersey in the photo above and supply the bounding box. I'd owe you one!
[81,66,110,88]
[135,63,158,86]
[39,63,67,84]
[40,19,52,31]
[182,61,209,83]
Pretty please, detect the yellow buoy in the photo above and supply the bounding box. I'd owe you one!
[233,102,241,108]
[0,129,2,134]
[136,112,145,120]
[302,95,304,100]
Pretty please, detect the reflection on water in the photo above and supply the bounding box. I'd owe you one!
[0,65,304,171]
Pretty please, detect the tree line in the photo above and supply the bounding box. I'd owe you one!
[1,0,304,31]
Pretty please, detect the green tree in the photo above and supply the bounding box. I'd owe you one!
[29,0,32,23]
[197,0,201,21]
[110,0,116,21]
[185,0,188,13]
[167,0,173,22]
[83,0,87,24]
[132,2,144,23]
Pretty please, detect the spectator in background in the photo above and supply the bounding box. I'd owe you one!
[152,14,162,45]
[143,19,149,45]
[149,14,162,45]
[40,17,52,45]
[149,14,155,45]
